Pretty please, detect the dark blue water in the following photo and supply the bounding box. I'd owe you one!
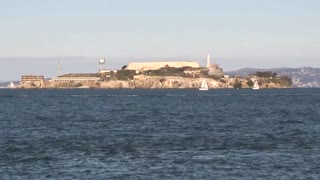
[1,89,320,179]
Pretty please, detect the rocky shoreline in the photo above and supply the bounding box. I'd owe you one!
[16,66,292,89]
[18,75,291,89]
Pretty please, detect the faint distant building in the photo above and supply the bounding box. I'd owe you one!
[99,69,118,74]
[51,73,101,83]
[21,75,44,87]
[126,61,200,71]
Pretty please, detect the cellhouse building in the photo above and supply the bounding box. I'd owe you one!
[126,61,200,71]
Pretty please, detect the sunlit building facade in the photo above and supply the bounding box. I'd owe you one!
[126,62,200,71]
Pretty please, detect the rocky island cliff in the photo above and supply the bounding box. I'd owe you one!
[19,66,292,89]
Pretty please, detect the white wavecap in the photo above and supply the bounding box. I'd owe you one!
[99,58,106,64]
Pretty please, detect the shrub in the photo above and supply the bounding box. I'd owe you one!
[233,80,242,89]
[219,79,226,83]
[278,76,292,87]
[208,75,221,80]
[74,83,83,87]
[246,79,254,87]
[116,70,136,80]
[121,65,128,70]
[254,71,278,78]
[143,66,188,77]
[159,78,166,83]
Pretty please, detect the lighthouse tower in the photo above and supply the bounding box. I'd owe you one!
[207,53,210,68]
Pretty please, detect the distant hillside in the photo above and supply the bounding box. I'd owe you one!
[226,67,320,87]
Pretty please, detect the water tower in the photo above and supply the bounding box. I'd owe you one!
[98,58,106,71]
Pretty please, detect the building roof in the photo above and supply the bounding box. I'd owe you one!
[59,73,100,77]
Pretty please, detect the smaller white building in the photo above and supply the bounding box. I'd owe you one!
[51,73,101,83]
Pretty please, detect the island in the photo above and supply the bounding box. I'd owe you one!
[17,57,292,89]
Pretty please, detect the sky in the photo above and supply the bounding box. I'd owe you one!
[0,0,319,81]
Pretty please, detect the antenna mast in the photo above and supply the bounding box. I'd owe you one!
[58,62,61,76]
[207,53,210,68]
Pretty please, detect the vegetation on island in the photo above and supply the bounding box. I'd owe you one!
[104,66,292,89]
[252,71,292,87]
[19,65,292,89]
[246,78,254,87]
[113,66,224,80]
[115,70,136,80]
[232,79,242,89]
[143,66,189,77]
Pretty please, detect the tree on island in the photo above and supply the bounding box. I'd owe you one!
[233,79,242,89]
[254,71,277,78]
[121,65,127,70]
[246,79,254,87]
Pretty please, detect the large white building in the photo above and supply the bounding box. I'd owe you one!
[126,61,200,71]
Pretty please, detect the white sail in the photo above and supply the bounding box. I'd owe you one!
[199,79,209,91]
[252,80,259,90]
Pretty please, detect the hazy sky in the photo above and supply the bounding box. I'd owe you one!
[1,0,320,81]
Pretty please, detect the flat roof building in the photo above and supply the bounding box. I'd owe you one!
[21,75,44,84]
[51,73,101,83]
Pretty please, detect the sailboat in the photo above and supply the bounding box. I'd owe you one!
[252,79,259,90]
[199,79,209,91]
